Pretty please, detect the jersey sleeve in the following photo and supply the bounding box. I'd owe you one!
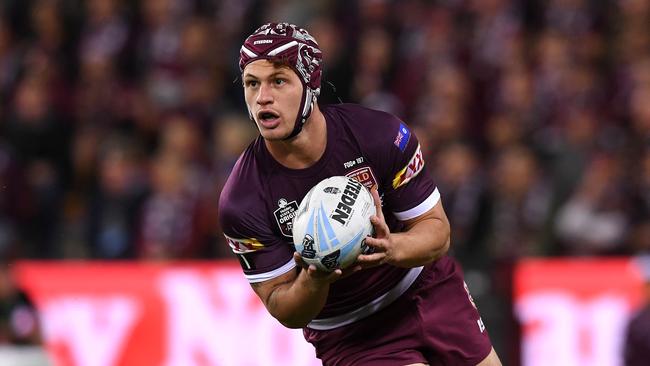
[368,112,439,221]
[218,164,295,283]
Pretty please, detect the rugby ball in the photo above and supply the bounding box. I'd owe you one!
[292,176,376,271]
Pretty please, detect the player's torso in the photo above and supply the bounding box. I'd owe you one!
[253,106,409,318]
[221,104,425,319]
[262,134,381,242]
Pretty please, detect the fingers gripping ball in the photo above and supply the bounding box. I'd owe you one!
[292,176,376,271]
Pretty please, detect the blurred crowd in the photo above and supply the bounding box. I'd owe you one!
[0,0,650,353]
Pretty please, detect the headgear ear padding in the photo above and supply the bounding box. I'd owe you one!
[239,23,323,139]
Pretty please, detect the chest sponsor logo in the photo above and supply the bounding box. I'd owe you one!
[346,166,378,190]
[392,143,425,189]
[223,234,264,254]
[274,198,299,238]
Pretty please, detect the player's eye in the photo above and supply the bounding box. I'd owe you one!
[245,80,258,88]
[274,78,286,86]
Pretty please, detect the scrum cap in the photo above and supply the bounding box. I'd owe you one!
[239,23,323,139]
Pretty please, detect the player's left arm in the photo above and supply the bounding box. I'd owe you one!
[353,108,450,268]
[357,188,450,268]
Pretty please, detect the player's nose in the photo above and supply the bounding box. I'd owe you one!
[257,83,273,104]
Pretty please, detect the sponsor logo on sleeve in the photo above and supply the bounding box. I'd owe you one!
[394,123,411,152]
[274,198,299,238]
[346,166,378,190]
[392,143,425,189]
[224,234,264,254]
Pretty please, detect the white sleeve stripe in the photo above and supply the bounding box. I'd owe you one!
[393,188,440,221]
[245,258,296,283]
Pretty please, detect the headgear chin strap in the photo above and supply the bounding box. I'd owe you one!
[239,23,323,140]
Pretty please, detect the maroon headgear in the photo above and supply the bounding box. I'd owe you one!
[239,23,323,140]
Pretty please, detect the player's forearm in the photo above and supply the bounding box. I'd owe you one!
[391,216,450,267]
[264,269,330,328]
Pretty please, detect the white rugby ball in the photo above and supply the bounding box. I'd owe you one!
[292,176,376,271]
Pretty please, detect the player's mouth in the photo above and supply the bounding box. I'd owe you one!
[257,110,281,128]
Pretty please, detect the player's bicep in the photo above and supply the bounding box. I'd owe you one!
[401,198,451,256]
[401,197,449,231]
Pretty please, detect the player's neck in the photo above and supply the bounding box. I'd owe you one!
[265,105,327,169]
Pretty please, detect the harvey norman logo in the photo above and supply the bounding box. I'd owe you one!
[253,39,273,45]
[392,143,424,189]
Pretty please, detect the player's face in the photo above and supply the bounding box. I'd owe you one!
[243,60,303,141]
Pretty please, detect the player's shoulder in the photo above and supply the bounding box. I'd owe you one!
[218,138,268,224]
[324,103,403,132]
[324,103,412,152]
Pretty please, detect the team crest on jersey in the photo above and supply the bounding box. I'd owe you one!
[392,143,424,189]
[274,198,299,238]
[346,167,378,190]
[224,234,264,254]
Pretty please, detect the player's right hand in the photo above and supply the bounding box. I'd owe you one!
[293,252,361,283]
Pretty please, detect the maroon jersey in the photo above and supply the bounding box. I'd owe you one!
[218,104,439,326]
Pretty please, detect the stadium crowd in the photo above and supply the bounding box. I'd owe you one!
[0,0,649,358]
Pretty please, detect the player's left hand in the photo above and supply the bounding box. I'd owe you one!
[355,188,396,268]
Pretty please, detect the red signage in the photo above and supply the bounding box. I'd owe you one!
[13,261,320,366]
[514,258,645,366]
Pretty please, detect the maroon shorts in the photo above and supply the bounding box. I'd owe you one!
[303,256,493,365]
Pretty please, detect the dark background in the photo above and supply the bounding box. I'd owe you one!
[1,0,649,363]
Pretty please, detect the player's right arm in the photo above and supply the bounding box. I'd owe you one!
[222,227,341,329]
[249,254,345,328]
[218,159,352,329]
[218,147,367,328]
